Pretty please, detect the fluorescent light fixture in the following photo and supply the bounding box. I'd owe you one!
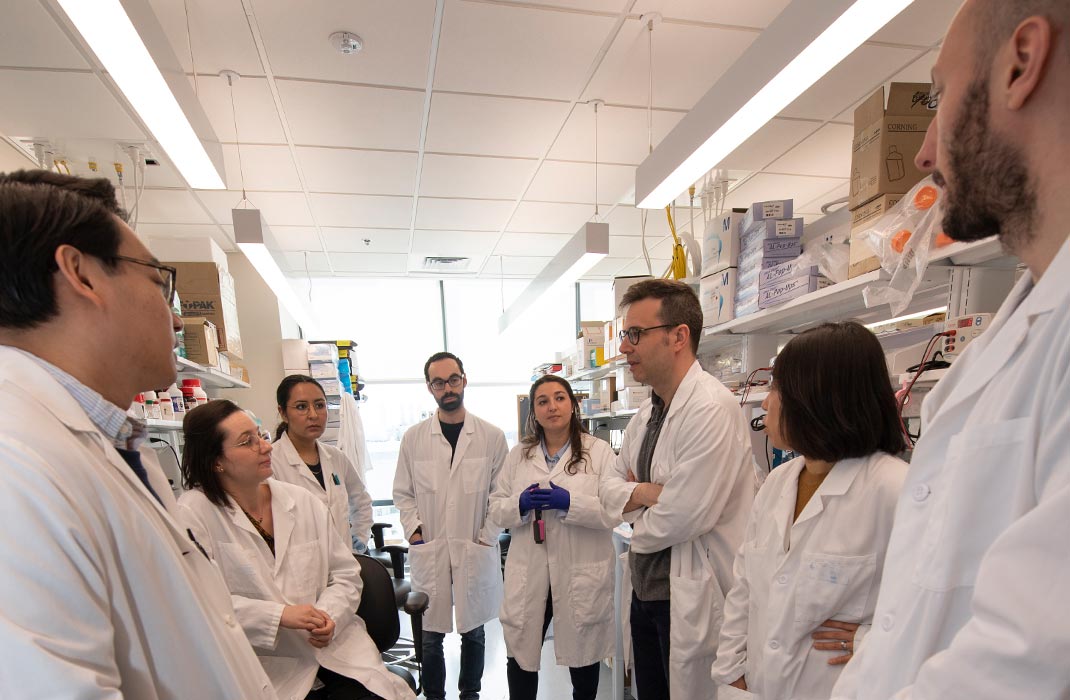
[636,0,914,209]
[55,0,226,189]
[498,222,609,334]
[233,208,318,333]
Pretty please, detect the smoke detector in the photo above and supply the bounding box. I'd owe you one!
[328,31,364,55]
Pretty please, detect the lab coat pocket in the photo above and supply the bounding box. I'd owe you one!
[794,552,875,624]
[216,541,266,598]
[459,539,503,631]
[287,541,323,600]
[568,561,614,628]
[461,458,489,495]
[414,460,438,495]
[669,544,723,663]
[499,562,529,630]
[914,417,1032,592]
[407,538,439,599]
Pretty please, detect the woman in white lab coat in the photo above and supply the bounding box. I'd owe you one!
[271,375,374,553]
[711,322,908,700]
[178,399,414,700]
[488,376,618,700]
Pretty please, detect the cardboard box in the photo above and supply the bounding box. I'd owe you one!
[758,276,833,309]
[702,212,744,276]
[735,297,759,318]
[759,260,819,290]
[740,233,802,258]
[587,347,606,368]
[699,268,737,326]
[849,83,935,210]
[849,193,905,278]
[307,343,339,363]
[613,275,654,310]
[181,317,219,368]
[169,261,243,359]
[319,378,342,397]
[619,386,652,410]
[615,366,644,389]
[742,217,804,241]
[738,240,801,271]
[741,199,794,234]
[281,339,310,369]
[310,363,337,380]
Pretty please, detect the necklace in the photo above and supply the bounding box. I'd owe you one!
[242,506,264,524]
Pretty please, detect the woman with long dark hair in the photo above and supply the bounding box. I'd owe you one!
[712,322,908,699]
[177,399,414,700]
[488,375,618,700]
[270,374,373,554]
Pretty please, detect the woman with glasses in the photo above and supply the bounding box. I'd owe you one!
[488,376,619,700]
[177,400,414,700]
[271,375,374,554]
[711,322,908,700]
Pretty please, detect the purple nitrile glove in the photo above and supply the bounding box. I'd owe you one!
[518,483,541,516]
[533,481,570,512]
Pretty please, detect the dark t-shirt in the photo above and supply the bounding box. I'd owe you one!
[440,420,464,463]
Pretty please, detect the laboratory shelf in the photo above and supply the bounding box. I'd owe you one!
[567,357,625,383]
[176,355,251,389]
[581,407,639,421]
[146,419,184,430]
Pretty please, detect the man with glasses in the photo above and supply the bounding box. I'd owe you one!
[0,170,275,698]
[600,279,755,698]
[393,351,508,700]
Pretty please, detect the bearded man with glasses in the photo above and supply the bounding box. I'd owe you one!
[392,351,508,700]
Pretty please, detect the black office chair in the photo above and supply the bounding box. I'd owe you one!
[370,521,413,606]
[355,553,427,693]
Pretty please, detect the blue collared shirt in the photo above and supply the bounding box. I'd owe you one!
[540,439,570,469]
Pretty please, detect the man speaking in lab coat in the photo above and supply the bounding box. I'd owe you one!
[393,351,508,700]
[0,171,275,698]
[832,1,1070,698]
[600,279,755,698]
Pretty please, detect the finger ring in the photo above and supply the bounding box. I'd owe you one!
[841,641,848,651]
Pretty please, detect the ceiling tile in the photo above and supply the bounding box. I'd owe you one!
[766,123,853,179]
[253,0,434,89]
[585,18,758,110]
[507,202,593,233]
[148,0,263,75]
[493,232,571,257]
[797,181,850,214]
[329,252,409,274]
[602,205,698,238]
[0,71,145,141]
[519,0,624,12]
[296,147,418,195]
[870,0,959,47]
[420,154,537,200]
[309,193,413,228]
[425,93,571,159]
[549,104,684,165]
[778,44,924,122]
[834,50,938,123]
[194,75,287,144]
[282,251,330,272]
[411,230,500,256]
[717,117,820,171]
[143,223,235,253]
[582,256,633,279]
[501,256,553,277]
[722,173,849,213]
[0,2,89,69]
[194,190,315,226]
[526,161,636,206]
[617,257,670,277]
[322,228,411,253]
[415,198,515,231]
[632,0,793,28]
[270,226,322,251]
[435,0,616,100]
[221,144,301,191]
[607,235,648,258]
[279,81,425,150]
[138,189,215,224]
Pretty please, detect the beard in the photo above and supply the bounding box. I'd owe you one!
[436,390,464,412]
[936,77,1036,254]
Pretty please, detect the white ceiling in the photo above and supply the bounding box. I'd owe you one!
[0,0,957,280]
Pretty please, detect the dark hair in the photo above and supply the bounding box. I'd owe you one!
[773,322,906,462]
[274,374,326,441]
[522,375,590,475]
[0,170,128,329]
[619,279,702,355]
[181,399,245,507]
[423,351,465,383]
[975,0,1069,67]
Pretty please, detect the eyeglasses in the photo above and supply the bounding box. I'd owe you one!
[429,374,464,391]
[233,433,267,450]
[287,400,328,415]
[618,324,676,345]
[111,255,177,305]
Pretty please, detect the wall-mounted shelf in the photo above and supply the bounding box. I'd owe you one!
[567,357,625,383]
[176,355,250,389]
[146,419,184,430]
[581,407,638,421]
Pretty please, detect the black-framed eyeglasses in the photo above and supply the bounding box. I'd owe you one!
[429,374,464,391]
[111,255,177,305]
[618,324,676,345]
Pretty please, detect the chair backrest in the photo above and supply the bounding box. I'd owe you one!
[355,553,401,653]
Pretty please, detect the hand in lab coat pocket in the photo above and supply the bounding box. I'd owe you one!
[407,538,439,599]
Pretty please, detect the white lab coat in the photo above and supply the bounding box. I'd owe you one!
[832,240,1070,700]
[601,361,757,698]
[271,430,374,549]
[0,346,276,700]
[712,452,907,699]
[488,433,620,671]
[393,411,509,634]
[179,480,415,700]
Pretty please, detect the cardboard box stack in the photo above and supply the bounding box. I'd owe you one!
[181,317,220,368]
[848,82,936,277]
[168,261,244,360]
[699,211,742,327]
[578,322,607,369]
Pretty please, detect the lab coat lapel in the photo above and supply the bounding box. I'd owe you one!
[279,431,322,491]
[794,457,863,528]
[773,460,804,555]
[450,418,474,469]
[661,361,703,427]
[270,484,297,575]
